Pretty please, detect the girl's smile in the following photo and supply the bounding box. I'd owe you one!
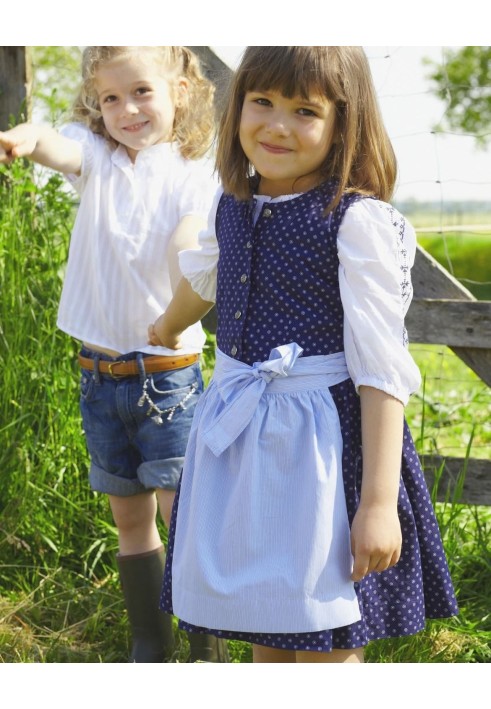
[95,54,186,162]
[239,90,336,197]
[123,121,151,133]
[259,141,293,155]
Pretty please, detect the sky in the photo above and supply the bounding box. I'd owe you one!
[212,46,491,204]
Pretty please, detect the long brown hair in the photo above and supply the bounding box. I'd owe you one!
[216,46,397,210]
[71,46,215,159]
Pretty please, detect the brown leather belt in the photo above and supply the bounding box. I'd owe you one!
[78,353,199,378]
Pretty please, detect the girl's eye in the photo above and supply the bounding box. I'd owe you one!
[135,86,152,96]
[252,97,272,107]
[103,95,118,104]
[298,108,316,117]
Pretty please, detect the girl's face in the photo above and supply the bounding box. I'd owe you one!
[239,90,336,197]
[94,53,186,161]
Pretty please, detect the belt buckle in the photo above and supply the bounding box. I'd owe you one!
[107,360,125,378]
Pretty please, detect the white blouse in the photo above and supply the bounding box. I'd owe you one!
[57,123,218,355]
[179,187,421,405]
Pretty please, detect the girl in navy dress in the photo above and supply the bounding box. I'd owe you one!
[148,46,458,663]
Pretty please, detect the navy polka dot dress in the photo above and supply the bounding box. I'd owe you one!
[160,180,458,652]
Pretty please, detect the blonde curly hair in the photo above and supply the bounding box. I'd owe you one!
[71,46,215,159]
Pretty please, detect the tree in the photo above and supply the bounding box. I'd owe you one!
[425,46,491,148]
[0,47,83,129]
[0,47,32,129]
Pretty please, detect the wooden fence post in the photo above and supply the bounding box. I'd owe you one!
[0,46,32,129]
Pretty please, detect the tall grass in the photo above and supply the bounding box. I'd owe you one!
[407,345,491,460]
[0,161,124,661]
[0,161,114,568]
[0,161,489,663]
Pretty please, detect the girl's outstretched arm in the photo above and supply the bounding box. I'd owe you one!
[0,123,82,175]
[350,385,404,582]
[148,276,214,350]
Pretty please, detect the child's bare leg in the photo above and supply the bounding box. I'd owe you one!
[155,488,176,529]
[252,644,296,662]
[253,643,364,663]
[296,647,364,663]
[109,491,161,554]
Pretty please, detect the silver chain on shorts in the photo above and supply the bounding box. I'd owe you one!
[138,378,197,425]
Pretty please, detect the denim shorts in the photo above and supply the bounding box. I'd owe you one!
[79,347,204,497]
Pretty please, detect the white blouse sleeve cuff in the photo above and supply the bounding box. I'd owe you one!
[338,198,421,405]
[178,186,222,303]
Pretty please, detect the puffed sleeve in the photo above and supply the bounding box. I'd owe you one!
[58,122,96,191]
[178,186,222,303]
[338,198,421,405]
[176,153,220,222]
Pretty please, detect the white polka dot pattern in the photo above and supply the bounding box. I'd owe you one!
[215,182,362,364]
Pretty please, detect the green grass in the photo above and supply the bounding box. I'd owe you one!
[0,161,489,663]
[407,344,491,460]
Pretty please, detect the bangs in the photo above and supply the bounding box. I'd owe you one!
[217,45,395,205]
[239,46,343,102]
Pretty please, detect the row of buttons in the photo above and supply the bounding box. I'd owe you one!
[230,242,254,354]
[228,213,272,358]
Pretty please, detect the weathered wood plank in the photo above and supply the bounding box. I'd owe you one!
[421,455,491,506]
[406,299,491,348]
[412,244,476,301]
[449,346,491,388]
[411,245,491,386]
[186,46,233,113]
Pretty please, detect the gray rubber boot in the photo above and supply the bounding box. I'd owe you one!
[116,546,175,662]
[187,632,230,663]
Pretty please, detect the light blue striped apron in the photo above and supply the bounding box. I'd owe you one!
[172,343,361,633]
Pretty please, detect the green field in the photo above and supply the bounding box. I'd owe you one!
[417,232,491,300]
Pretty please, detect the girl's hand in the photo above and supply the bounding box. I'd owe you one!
[350,502,402,582]
[0,125,39,163]
[147,314,183,349]
[0,124,82,174]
